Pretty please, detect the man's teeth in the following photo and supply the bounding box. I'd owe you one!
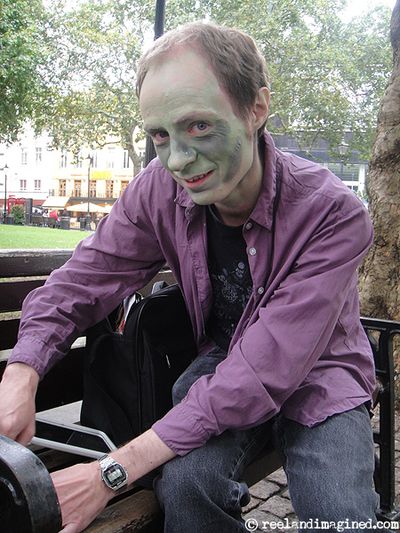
[188,173,207,183]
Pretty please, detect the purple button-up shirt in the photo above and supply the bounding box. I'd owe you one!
[10,133,375,456]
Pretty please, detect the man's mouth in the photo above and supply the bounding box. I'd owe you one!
[184,170,213,188]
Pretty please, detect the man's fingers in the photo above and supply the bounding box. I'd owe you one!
[17,425,35,446]
[0,420,20,441]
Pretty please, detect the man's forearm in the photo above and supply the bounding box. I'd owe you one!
[51,428,177,531]
[108,428,176,483]
[4,361,40,388]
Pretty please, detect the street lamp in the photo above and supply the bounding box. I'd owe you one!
[144,0,166,166]
[0,153,8,223]
[86,154,93,231]
[338,141,349,181]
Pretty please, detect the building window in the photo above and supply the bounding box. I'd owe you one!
[21,148,28,165]
[60,152,68,168]
[123,150,130,169]
[20,179,27,191]
[138,149,145,170]
[91,152,98,168]
[74,180,81,196]
[328,162,360,182]
[106,148,115,169]
[106,180,114,198]
[36,147,42,164]
[342,164,359,182]
[89,180,96,197]
[120,181,129,195]
[34,179,41,191]
[59,180,66,196]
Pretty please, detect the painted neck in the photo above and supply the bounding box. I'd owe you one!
[214,137,264,227]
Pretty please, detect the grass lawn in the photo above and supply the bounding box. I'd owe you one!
[0,224,92,249]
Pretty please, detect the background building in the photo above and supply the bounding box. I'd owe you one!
[0,125,57,210]
[272,133,367,195]
[0,128,146,217]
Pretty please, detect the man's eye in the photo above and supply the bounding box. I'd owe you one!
[189,122,210,134]
[152,131,169,144]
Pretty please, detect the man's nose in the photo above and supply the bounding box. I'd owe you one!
[167,141,196,172]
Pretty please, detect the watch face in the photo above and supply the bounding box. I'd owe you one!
[104,463,127,489]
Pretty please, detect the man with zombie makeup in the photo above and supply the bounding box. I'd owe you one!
[0,23,377,533]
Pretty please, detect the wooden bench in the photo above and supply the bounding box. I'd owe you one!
[0,249,398,530]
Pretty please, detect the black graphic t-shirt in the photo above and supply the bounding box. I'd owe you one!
[206,206,253,351]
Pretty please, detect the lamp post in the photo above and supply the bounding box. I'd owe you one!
[338,141,349,181]
[144,0,166,166]
[0,153,8,223]
[86,154,93,231]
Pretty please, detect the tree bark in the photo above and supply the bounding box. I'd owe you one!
[359,0,400,320]
[122,127,144,178]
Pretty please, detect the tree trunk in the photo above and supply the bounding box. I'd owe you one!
[122,127,144,178]
[359,0,400,320]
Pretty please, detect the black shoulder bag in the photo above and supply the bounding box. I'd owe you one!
[80,284,197,456]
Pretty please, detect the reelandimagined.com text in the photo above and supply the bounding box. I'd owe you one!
[245,517,399,532]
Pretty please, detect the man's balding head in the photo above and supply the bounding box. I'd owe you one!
[136,22,270,136]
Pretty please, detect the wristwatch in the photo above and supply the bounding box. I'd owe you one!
[98,455,128,492]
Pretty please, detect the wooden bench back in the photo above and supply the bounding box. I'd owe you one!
[0,249,175,411]
[0,249,176,349]
[0,250,73,352]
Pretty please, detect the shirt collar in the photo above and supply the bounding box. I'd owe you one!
[175,130,278,228]
[249,131,278,231]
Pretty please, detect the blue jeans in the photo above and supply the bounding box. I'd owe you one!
[154,349,378,533]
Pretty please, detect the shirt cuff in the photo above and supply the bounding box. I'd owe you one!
[8,335,54,378]
[152,400,210,456]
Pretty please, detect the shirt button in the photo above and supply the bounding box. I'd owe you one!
[248,247,257,256]
[257,287,264,295]
[245,222,253,230]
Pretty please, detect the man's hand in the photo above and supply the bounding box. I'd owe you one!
[51,462,112,533]
[52,429,175,532]
[0,363,39,444]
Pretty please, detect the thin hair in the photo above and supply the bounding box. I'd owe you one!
[136,22,270,136]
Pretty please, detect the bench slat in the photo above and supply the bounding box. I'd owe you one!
[0,279,45,312]
[0,318,19,351]
[0,249,73,277]
[85,489,162,532]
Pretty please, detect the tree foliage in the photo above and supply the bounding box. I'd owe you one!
[10,204,25,224]
[33,0,151,172]
[0,0,394,166]
[174,0,392,160]
[0,0,48,143]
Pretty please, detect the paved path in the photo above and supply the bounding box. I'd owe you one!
[242,412,400,531]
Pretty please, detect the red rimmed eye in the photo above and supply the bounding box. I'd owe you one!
[152,131,169,145]
[189,122,210,135]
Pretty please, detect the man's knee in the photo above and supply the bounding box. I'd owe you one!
[155,454,249,512]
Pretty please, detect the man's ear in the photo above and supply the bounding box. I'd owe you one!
[251,87,270,130]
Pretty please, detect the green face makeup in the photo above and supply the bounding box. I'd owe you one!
[139,48,262,218]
